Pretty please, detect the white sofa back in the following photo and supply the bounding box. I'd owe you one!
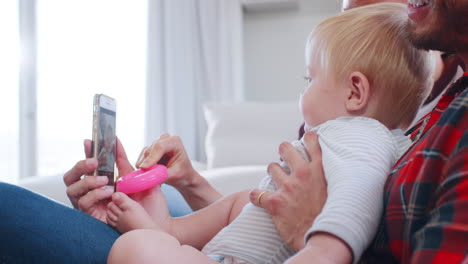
[18,102,303,204]
[204,102,302,169]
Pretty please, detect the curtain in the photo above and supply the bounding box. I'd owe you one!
[146,0,244,161]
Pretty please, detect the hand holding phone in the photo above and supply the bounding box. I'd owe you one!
[92,94,117,186]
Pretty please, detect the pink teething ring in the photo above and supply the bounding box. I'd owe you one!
[116,164,168,194]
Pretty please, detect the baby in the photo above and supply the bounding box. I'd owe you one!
[106,3,433,264]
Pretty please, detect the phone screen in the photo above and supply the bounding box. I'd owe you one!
[97,106,116,183]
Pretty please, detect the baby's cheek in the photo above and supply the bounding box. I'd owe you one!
[299,95,309,115]
[301,106,316,127]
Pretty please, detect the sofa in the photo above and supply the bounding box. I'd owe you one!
[17,102,302,207]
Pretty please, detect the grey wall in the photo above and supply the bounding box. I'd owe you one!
[243,0,341,101]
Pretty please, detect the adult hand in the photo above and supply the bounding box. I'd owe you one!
[250,131,327,252]
[135,133,199,190]
[63,138,134,223]
[135,133,222,210]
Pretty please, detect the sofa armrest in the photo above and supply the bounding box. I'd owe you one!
[16,161,207,209]
[17,174,72,207]
[16,164,267,209]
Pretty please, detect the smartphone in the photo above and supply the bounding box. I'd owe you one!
[91,94,117,186]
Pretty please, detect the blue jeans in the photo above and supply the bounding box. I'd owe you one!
[0,182,192,264]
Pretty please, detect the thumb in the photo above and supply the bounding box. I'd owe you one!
[115,137,134,176]
[302,131,322,162]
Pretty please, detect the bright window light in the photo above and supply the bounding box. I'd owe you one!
[0,1,19,183]
[37,0,147,177]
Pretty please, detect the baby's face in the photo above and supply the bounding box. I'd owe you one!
[300,61,348,130]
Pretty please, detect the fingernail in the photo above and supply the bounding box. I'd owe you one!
[135,160,141,168]
[97,176,108,184]
[86,158,96,167]
[100,186,113,193]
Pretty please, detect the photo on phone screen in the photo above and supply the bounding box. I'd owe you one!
[92,94,116,185]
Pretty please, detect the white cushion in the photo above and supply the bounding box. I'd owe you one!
[204,102,302,169]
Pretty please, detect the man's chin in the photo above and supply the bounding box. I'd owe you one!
[405,21,453,52]
[408,33,439,51]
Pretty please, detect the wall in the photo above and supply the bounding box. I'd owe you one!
[243,0,340,102]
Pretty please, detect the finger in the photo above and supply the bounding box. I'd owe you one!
[302,132,326,185]
[135,133,171,168]
[139,138,172,169]
[116,137,134,176]
[250,189,283,217]
[267,162,288,189]
[66,176,109,200]
[249,189,269,208]
[63,158,98,186]
[249,189,278,215]
[135,146,149,168]
[278,141,306,173]
[84,139,93,159]
[77,186,114,211]
[302,132,321,163]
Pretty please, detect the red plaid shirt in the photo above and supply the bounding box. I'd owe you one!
[364,72,468,263]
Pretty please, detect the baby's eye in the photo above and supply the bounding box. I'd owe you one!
[303,76,312,84]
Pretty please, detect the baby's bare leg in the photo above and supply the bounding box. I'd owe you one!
[107,229,219,264]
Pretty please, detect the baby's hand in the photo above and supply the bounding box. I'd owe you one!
[107,192,157,234]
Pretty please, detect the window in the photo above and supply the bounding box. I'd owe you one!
[0,1,19,183]
[35,0,147,178]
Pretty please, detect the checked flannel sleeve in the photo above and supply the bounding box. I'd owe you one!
[366,74,468,264]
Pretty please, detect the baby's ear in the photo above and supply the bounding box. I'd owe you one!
[345,72,371,112]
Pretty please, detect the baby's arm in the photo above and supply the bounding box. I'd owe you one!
[107,186,250,250]
[169,189,250,250]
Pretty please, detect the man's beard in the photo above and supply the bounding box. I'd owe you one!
[404,18,456,53]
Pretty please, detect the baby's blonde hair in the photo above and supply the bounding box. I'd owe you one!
[306,3,433,129]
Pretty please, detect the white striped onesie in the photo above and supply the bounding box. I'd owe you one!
[202,117,411,264]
